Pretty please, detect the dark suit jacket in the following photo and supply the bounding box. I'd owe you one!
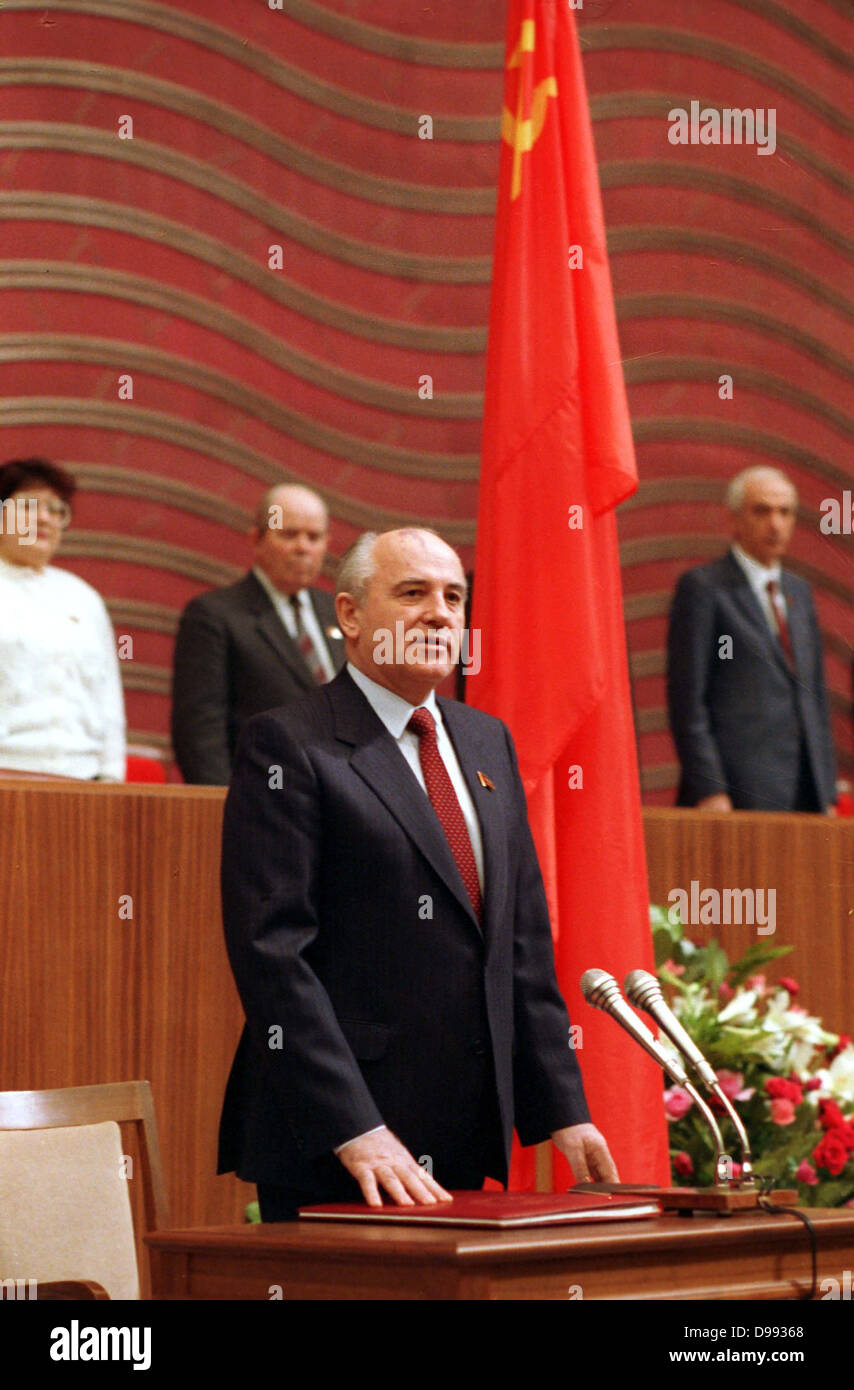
[667,551,835,810]
[171,571,345,784]
[217,668,590,1192]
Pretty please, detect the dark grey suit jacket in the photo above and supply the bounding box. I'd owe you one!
[171,571,345,784]
[667,551,835,810]
[217,668,590,1192]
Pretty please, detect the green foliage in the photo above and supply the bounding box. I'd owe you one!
[653,903,792,987]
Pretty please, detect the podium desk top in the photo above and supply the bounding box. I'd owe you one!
[145,1209,854,1301]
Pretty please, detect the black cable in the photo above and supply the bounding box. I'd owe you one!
[757,1196,818,1301]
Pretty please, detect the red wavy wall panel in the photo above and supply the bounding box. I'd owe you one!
[1,0,851,796]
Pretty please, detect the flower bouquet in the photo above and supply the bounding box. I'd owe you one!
[651,904,854,1205]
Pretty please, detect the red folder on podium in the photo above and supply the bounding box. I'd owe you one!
[299,1190,661,1228]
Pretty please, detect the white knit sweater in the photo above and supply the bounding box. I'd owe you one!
[0,557,126,779]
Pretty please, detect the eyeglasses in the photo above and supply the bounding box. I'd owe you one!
[11,497,72,529]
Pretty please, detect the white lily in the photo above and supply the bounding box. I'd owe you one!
[718,989,758,1025]
[822,1045,854,1107]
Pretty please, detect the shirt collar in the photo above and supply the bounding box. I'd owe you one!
[346,661,440,740]
[0,554,46,581]
[731,543,782,588]
[252,565,306,610]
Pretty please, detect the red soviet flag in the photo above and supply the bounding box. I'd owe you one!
[468,0,670,1188]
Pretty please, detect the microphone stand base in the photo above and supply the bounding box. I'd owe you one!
[572,1182,799,1213]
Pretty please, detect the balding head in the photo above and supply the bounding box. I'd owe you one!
[252,483,329,594]
[336,528,467,704]
[726,468,797,567]
[255,484,328,532]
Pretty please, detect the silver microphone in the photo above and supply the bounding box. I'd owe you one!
[581,969,734,1186]
[625,969,754,1186]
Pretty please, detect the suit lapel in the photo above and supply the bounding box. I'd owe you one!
[307,591,345,669]
[246,575,317,690]
[722,553,793,679]
[330,673,483,935]
[781,574,809,679]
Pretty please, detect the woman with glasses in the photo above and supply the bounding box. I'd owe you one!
[0,457,126,780]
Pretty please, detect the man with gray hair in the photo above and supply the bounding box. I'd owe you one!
[667,466,836,811]
[172,483,344,783]
[218,526,616,1217]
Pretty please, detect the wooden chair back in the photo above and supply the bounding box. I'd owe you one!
[0,1081,170,1298]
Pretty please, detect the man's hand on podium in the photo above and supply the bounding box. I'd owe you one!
[336,1126,453,1207]
[696,793,733,812]
[551,1123,619,1183]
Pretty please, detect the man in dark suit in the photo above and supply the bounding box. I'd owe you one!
[667,467,836,812]
[171,485,345,783]
[218,527,617,1218]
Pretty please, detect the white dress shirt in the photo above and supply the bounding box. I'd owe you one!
[251,566,336,681]
[333,662,486,1155]
[731,543,786,634]
[0,557,126,779]
[345,661,484,891]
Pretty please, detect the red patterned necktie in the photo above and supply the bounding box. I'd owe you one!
[289,595,327,684]
[766,580,795,669]
[407,707,482,922]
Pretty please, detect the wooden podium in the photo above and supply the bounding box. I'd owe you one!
[146,1208,854,1301]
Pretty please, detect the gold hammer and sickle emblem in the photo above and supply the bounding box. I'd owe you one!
[501,20,558,200]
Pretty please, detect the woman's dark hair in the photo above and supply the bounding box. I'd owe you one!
[0,458,76,505]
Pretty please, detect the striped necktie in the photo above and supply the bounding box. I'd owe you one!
[289,595,327,684]
[407,707,482,922]
[766,580,795,669]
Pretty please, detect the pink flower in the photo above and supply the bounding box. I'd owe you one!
[716,1070,754,1103]
[662,958,685,977]
[746,974,767,996]
[718,982,734,1004]
[779,976,800,997]
[795,1160,819,1186]
[673,1151,693,1178]
[664,1086,693,1119]
[770,1097,797,1126]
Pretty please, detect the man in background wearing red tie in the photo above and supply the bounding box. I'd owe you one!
[217,527,617,1218]
[667,467,836,813]
[171,484,344,784]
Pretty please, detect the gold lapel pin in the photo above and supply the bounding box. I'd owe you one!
[477,770,495,790]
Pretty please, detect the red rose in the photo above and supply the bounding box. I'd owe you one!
[673,1151,693,1178]
[805,1077,822,1092]
[819,1098,847,1131]
[779,976,800,997]
[813,1132,850,1178]
[765,1077,803,1106]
